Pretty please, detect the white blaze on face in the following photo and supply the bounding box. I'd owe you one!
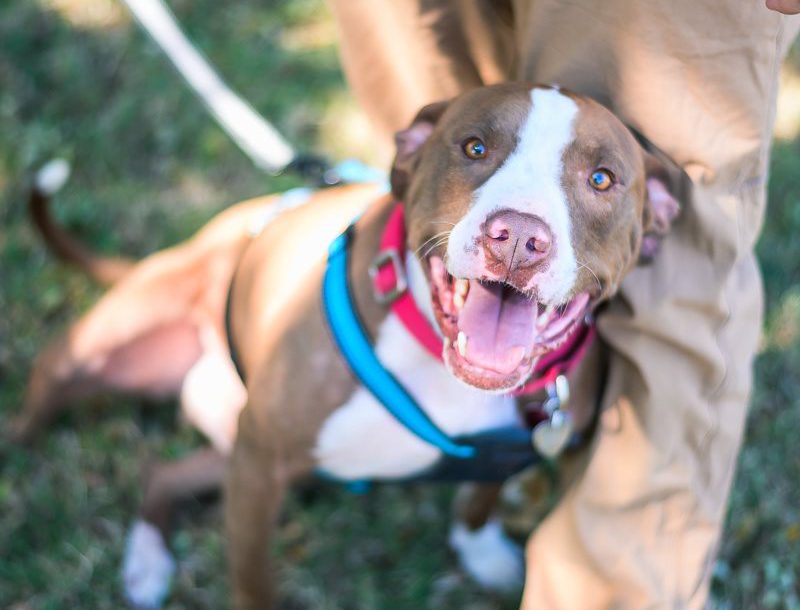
[446,88,579,305]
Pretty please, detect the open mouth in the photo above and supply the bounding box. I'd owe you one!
[428,256,591,392]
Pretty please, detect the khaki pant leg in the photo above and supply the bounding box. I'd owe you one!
[327,0,514,136]
[510,3,800,608]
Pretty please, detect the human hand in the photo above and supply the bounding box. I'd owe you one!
[766,0,800,15]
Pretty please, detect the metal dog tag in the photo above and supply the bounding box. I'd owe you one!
[532,409,574,459]
[555,374,570,406]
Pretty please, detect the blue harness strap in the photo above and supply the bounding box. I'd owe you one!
[319,223,594,485]
[323,227,476,460]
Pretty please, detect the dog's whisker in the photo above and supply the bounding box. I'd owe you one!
[420,238,449,259]
[422,237,450,259]
[417,231,451,258]
[576,259,602,290]
[415,231,451,257]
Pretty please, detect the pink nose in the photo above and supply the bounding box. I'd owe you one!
[482,210,553,270]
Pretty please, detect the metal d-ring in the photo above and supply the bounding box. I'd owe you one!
[368,249,408,305]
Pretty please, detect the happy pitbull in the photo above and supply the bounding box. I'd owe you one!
[15,83,680,608]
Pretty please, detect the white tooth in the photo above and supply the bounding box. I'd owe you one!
[456,331,468,357]
[536,305,556,329]
[453,279,469,310]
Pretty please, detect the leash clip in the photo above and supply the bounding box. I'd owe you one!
[368,248,407,305]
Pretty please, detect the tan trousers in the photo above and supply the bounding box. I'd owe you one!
[329,1,799,608]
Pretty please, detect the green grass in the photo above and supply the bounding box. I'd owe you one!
[712,138,800,610]
[1,1,799,608]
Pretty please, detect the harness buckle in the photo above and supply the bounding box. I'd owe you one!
[368,248,408,305]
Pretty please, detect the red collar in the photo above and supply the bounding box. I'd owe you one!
[369,203,595,396]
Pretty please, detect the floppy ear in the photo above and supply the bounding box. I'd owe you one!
[390,100,451,200]
[636,137,684,263]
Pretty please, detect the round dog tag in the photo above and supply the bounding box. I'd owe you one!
[532,410,573,458]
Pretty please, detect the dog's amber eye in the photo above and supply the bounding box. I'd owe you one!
[463,137,487,160]
[589,169,614,191]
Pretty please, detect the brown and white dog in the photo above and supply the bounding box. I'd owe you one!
[14,83,680,609]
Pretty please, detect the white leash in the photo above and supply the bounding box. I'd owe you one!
[119,0,295,173]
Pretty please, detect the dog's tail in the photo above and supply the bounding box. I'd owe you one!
[30,159,135,286]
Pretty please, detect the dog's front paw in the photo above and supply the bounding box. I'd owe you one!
[122,520,176,609]
[449,519,524,593]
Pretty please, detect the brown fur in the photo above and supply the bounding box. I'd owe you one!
[561,96,649,301]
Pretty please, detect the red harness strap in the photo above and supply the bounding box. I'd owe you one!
[369,203,595,397]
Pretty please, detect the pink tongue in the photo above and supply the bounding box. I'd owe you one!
[457,280,536,375]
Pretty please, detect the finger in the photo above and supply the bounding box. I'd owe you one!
[766,0,800,15]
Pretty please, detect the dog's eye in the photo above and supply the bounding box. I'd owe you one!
[462,137,487,160]
[589,169,614,191]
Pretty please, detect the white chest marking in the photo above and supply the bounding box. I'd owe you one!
[313,315,517,480]
[447,88,579,305]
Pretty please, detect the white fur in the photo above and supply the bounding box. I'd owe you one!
[35,158,71,196]
[180,350,247,455]
[405,251,439,330]
[314,314,516,480]
[449,519,524,593]
[122,520,176,610]
[447,88,579,305]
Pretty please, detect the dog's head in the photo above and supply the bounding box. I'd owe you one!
[392,83,682,392]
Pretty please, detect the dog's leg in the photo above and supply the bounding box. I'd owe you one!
[141,447,227,534]
[449,483,524,593]
[10,262,210,443]
[123,447,226,609]
[11,319,201,444]
[225,423,292,610]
